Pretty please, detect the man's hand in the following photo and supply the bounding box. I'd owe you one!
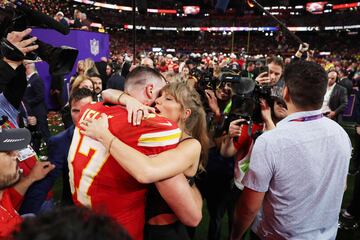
[129,63,138,72]
[27,116,37,126]
[123,95,155,125]
[298,43,309,53]
[205,89,220,117]
[4,28,38,69]
[306,50,315,61]
[326,111,336,119]
[356,126,360,135]
[27,161,55,182]
[6,28,38,55]
[229,119,245,138]
[255,72,270,85]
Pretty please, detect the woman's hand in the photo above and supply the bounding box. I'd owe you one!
[205,89,220,117]
[122,94,156,125]
[80,113,110,141]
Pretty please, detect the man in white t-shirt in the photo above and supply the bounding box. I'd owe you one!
[231,61,352,240]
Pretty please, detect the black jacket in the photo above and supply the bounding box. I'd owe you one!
[106,71,125,90]
[329,84,348,122]
[338,77,353,97]
[23,73,47,117]
[0,59,27,109]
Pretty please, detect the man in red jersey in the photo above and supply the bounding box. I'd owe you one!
[68,67,198,240]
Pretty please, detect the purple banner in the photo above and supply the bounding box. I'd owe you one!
[343,94,355,117]
[31,28,109,110]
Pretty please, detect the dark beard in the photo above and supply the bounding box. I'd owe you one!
[0,170,21,190]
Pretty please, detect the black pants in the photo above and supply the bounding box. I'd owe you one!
[31,113,50,154]
[249,231,261,240]
[144,221,190,240]
[347,171,360,217]
[196,173,241,240]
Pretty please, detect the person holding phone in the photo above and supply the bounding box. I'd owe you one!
[255,56,284,87]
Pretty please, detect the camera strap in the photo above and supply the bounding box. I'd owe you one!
[247,122,253,137]
[0,38,25,61]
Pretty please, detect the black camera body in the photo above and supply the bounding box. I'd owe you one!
[0,1,78,76]
[193,68,217,93]
[190,67,220,112]
[214,76,273,137]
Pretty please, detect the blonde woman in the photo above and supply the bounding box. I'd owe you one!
[84,58,100,76]
[70,75,94,94]
[81,82,209,240]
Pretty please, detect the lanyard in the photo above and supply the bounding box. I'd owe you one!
[289,113,323,122]
[223,99,232,114]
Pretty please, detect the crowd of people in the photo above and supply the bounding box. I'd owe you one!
[0,25,359,240]
[20,0,360,57]
[0,1,359,240]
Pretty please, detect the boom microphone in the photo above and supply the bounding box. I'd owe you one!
[13,0,70,35]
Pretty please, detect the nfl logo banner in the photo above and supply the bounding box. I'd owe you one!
[31,29,109,110]
[90,39,100,56]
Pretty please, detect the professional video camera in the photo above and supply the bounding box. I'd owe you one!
[192,68,218,93]
[190,67,220,111]
[0,0,78,76]
[214,74,275,137]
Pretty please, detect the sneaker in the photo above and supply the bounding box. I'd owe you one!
[348,169,359,176]
[342,210,355,220]
[339,219,359,230]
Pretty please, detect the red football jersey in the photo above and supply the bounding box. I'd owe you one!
[0,188,23,238]
[68,102,181,240]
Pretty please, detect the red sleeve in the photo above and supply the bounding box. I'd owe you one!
[233,123,263,151]
[7,188,24,211]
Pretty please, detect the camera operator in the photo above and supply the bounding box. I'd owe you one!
[0,28,55,237]
[230,60,351,240]
[194,75,239,240]
[0,28,55,215]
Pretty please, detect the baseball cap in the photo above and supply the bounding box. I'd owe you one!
[0,128,31,152]
[56,11,64,17]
